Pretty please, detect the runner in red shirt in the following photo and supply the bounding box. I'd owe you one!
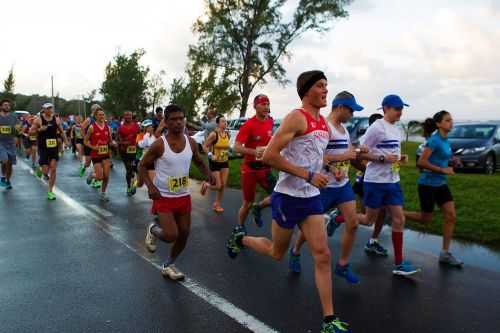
[234,94,276,229]
[118,111,141,196]
[84,108,114,202]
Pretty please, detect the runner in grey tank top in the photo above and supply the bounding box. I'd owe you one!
[139,104,214,281]
[0,99,18,189]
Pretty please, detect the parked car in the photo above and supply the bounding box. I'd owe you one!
[415,122,500,174]
[346,117,369,146]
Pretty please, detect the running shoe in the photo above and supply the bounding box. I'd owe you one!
[320,318,351,333]
[47,191,56,201]
[251,203,263,228]
[93,180,102,189]
[36,168,43,178]
[335,263,359,284]
[161,264,185,281]
[78,165,85,177]
[325,209,342,237]
[145,223,157,253]
[129,185,137,196]
[100,192,109,202]
[126,187,133,196]
[5,180,12,190]
[288,248,301,273]
[226,226,246,259]
[31,163,36,170]
[0,177,6,187]
[393,260,421,276]
[439,251,464,268]
[364,240,389,256]
[43,174,49,181]
[87,175,93,185]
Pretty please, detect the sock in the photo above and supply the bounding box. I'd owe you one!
[323,315,337,324]
[392,231,403,265]
[369,238,378,245]
[165,257,174,267]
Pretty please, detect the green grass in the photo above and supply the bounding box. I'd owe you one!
[191,143,500,247]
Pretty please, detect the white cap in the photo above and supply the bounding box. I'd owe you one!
[42,102,54,109]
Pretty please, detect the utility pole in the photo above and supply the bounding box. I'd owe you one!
[51,75,55,107]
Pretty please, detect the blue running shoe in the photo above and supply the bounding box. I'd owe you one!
[321,318,351,333]
[393,260,421,276]
[0,177,6,187]
[288,248,301,273]
[226,226,246,259]
[5,180,12,190]
[251,203,263,228]
[335,263,359,284]
[364,240,389,256]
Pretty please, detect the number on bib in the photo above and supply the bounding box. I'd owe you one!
[98,145,109,155]
[391,162,401,174]
[29,136,37,141]
[215,150,228,162]
[335,161,350,174]
[126,146,137,154]
[0,126,12,134]
[46,138,57,148]
[168,176,189,193]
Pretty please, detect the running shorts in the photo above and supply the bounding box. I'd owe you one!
[271,192,323,229]
[151,195,192,215]
[418,184,453,213]
[363,182,404,209]
[209,160,229,172]
[320,183,356,212]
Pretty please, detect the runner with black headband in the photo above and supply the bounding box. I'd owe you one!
[227,71,351,333]
[359,95,420,276]
[404,110,463,267]
[233,94,275,228]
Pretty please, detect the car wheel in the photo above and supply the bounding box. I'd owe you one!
[484,154,495,175]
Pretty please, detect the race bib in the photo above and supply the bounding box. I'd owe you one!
[29,135,37,141]
[98,145,109,155]
[334,161,350,174]
[46,138,57,148]
[167,176,189,193]
[0,126,12,134]
[391,162,401,174]
[126,146,137,154]
[215,150,228,162]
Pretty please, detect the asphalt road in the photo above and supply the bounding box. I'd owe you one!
[1,151,499,333]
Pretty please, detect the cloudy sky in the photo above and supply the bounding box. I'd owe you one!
[1,0,499,120]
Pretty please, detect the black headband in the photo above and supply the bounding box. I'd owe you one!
[298,72,327,100]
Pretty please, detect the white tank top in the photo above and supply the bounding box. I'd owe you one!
[322,122,351,188]
[274,109,330,198]
[153,135,193,198]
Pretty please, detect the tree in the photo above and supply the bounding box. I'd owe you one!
[168,77,200,121]
[401,120,422,142]
[188,0,352,117]
[148,70,167,115]
[101,49,150,117]
[2,67,15,101]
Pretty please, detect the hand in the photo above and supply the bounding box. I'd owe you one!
[400,154,409,164]
[255,146,266,160]
[343,149,357,161]
[147,185,162,200]
[359,145,369,154]
[441,167,455,176]
[451,156,462,167]
[385,154,399,163]
[310,172,329,189]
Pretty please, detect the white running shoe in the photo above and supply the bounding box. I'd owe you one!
[145,223,157,253]
[161,264,185,281]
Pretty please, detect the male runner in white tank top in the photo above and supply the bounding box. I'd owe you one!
[139,104,214,280]
[226,71,351,333]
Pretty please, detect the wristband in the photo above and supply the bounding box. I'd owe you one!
[306,170,314,183]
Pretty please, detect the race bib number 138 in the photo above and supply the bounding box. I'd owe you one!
[98,145,109,155]
[46,138,57,148]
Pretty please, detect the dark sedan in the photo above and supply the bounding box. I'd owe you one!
[416,122,500,174]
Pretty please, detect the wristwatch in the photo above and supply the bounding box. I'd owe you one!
[378,155,385,163]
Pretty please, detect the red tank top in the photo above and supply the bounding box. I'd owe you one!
[90,122,111,158]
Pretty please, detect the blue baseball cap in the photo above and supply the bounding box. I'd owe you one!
[331,92,364,111]
[378,94,409,110]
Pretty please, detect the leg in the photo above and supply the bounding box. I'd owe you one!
[242,221,294,260]
[441,201,456,252]
[292,230,307,254]
[101,159,111,193]
[337,201,359,266]
[238,170,257,226]
[404,211,433,225]
[48,159,57,192]
[301,215,334,317]
[169,212,192,263]
[123,158,134,188]
[152,212,179,243]
[94,161,103,181]
[387,205,405,265]
[4,160,12,180]
[215,168,229,207]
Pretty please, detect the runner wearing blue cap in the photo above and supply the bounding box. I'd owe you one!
[288,91,369,284]
[359,94,421,276]
[404,110,463,267]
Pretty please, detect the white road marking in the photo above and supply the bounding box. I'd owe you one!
[17,159,279,333]
[87,204,114,218]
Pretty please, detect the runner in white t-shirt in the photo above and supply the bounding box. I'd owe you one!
[360,94,420,276]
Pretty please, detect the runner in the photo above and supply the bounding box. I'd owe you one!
[80,105,100,182]
[31,103,69,200]
[27,116,39,169]
[233,94,275,228]
[226,71,351,333]
[288,91,367,285]
[359,94,420,276]
[84,106,114,201]
[21,115,36,167]
[0,99,17,190]
[141,104,213,280]
[201,114,230,213]
[70,116,85,161]
[136,119,156,188]
[117,111,141,196]
[404,110,463,267]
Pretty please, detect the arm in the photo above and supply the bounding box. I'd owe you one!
[154,119,166,138]
[417,147,454,175]
[83,125,96,150]
[138,139,164,199]
[233,122,257,156]
[30,118,42,134]
[202,132,216,154]
[56,118,69,144]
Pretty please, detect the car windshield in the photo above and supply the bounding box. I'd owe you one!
[448,125,496,139]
